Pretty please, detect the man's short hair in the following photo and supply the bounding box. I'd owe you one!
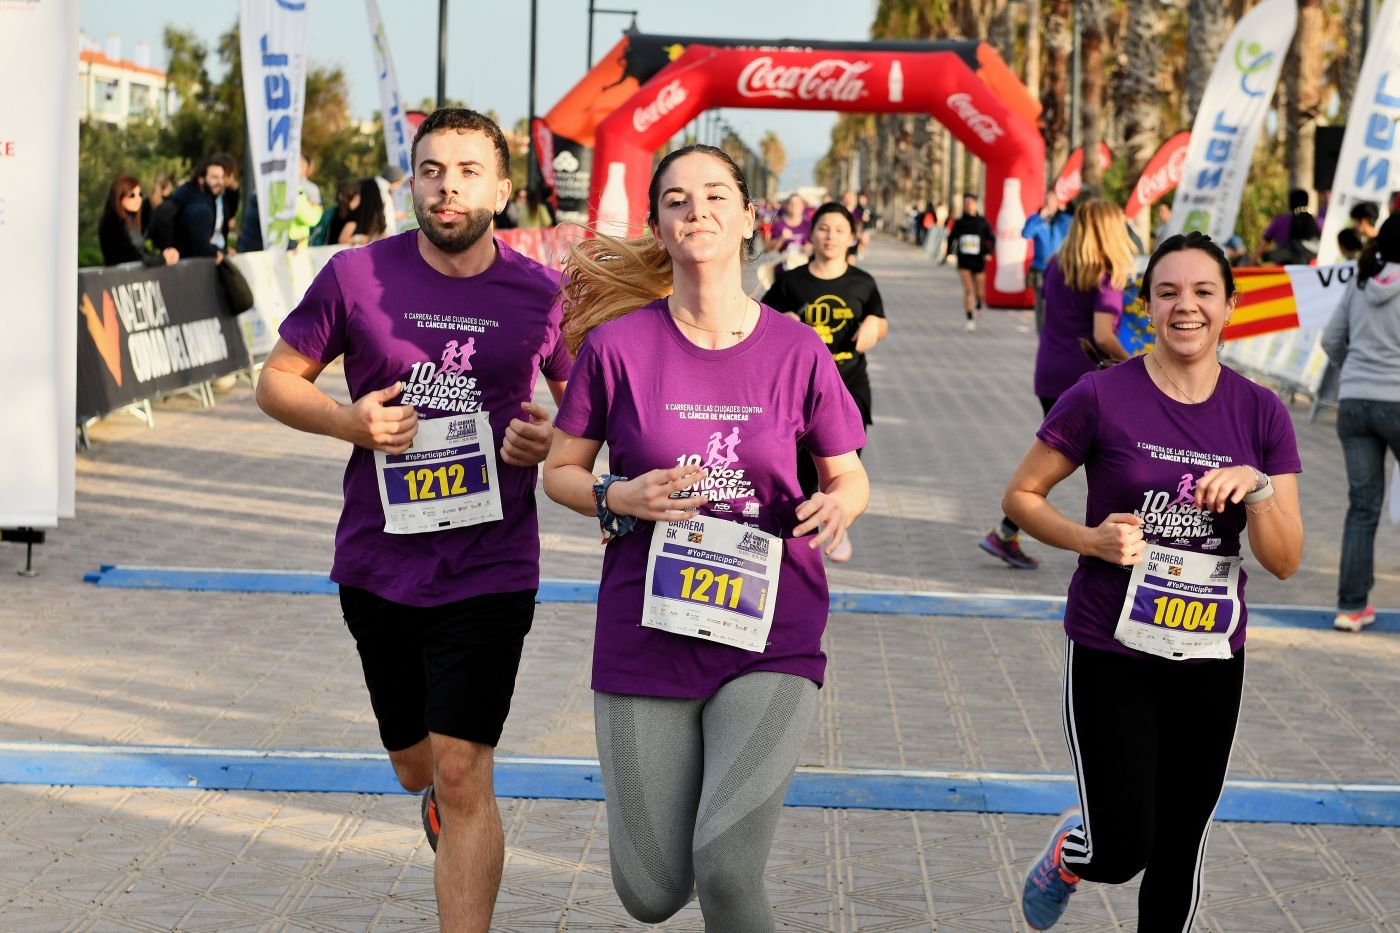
[410,108,511,179]
[1350,201,1380,225]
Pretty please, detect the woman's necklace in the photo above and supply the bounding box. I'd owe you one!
[669,299,754,339]
[1151,352,1219,404]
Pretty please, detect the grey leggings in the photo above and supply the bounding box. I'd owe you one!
[595,671,819,931]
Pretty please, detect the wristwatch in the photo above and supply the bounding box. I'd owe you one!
[1244,467,1273,504]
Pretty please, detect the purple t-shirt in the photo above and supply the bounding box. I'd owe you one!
[771,213,812,248]
[1033,258,1125,400]
[554,301,866,698]
[279,232,571,607]
[1037,358,1302,659]
[1263,212,1293,246]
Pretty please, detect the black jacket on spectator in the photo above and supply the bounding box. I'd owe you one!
[150,181,219,258]
[98,203,164,267]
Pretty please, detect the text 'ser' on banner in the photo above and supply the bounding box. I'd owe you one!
[1167,0,1296,242]
[240,0,310,251]
[1315,0,1400,264]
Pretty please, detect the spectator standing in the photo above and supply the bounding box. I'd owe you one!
[1262,212,1320,266]
[1320,216,1400,633]
[151,156,231,262]
[1350,201,1381,241]
[98,174,178,267]
[1258,187,1310,257]
[337,179,388,246]
[1224,235,1251,267]
[1021,190,1074,334]
[326,181,362,246]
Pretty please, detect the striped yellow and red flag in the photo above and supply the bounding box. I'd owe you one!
[1224,266,1300,340]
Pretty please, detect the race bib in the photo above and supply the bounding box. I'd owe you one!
[959,234,982,255]
[642,515,782,653]
[1114,543,1241,660]
[373,412,502,534]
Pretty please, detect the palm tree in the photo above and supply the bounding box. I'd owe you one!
[1078,0,1109,194]
[1184,0,1227,121]
[1117,0,1167,209]
[1041,0,1073,174]
[758,131,786,201]
[1283,0,1327,191]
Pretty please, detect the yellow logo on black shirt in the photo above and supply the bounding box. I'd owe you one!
[801,293,855,344]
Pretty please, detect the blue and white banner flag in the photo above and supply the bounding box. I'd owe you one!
[240,0,310,251]
[1316,0,1400,264]
[1167,0,1296,241]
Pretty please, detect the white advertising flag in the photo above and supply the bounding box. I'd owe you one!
[0,0,78,525]
[240,0,310,251]
[1316,0,1400,264]
[366,0,413,181]
[1167,0,1296,241]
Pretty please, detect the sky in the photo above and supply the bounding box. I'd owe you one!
[79,0,878,189]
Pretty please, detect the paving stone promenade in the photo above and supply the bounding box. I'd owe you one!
[2,237,1398,930]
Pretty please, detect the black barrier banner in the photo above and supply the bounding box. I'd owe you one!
[76,259,249,422]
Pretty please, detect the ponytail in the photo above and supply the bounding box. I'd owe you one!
[561,229,673,356]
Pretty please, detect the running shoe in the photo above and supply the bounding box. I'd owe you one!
[1022,807,1082,930]
[964,319,977,332]
[1333,606,1376,632]
[421,784,441,851]
[979,530,1040,569]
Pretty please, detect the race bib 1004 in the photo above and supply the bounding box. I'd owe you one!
[641,515,782,653]
[1114,543,1241,660]
[373,412,502,534]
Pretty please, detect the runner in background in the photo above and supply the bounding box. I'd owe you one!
[760,192,813,289]
[543,144,869,931]
[1003,232,1303,931]
[980,200,1134,572]
[255,109,570,932]
[947,193,994,330]
[763,200,888,562]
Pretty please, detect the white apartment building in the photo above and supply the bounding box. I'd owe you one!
[78,34,177,128]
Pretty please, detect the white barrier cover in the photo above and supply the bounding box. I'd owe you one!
[234,245,348,356]
[1167,0,1296,241]
[240,0,310,251]
[0,0,78,525]
[1316,0,1400,264]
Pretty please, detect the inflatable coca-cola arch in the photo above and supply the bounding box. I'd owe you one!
[583,38,1044,306]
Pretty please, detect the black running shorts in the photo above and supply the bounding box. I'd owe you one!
[339,585,537,751]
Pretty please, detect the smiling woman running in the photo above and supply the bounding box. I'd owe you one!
[1003,232,1304,931]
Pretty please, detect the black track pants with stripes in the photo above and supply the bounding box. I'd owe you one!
[1059,639,1245,932]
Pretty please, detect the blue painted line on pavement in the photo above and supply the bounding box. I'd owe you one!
[82,566,1397,632]
[2,741,1398,827]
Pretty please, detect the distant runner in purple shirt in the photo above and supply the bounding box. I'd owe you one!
[1257,187,1310,257]
[1004,232,1303,932]
[256,109,569,930]
[543,145,868,930]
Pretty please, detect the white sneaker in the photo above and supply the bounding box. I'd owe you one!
[964,319,977,332]
[1333,607,1376,632]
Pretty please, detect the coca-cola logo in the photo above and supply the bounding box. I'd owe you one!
[633,79,688,134]
[946,93,1004,144]
[1133,147,1189,207]
[737,56,870,102]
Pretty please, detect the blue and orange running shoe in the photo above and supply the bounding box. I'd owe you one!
[1022,807,1082,930]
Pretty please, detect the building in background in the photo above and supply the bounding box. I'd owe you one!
[78,33,177,128]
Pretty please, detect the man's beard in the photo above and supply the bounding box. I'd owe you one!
[415,199,494,253]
